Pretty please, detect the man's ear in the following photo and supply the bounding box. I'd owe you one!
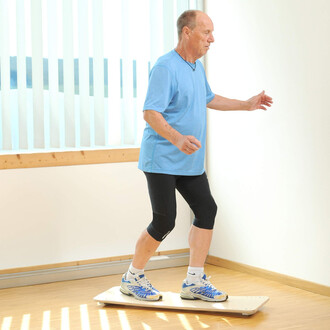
[182,26,191,40]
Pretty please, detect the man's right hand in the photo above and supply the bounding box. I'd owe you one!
[143,110,201,155]
[175,135,202,155]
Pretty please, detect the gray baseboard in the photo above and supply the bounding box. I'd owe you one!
[0,253,189,289]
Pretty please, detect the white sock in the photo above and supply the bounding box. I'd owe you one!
[127,264,144,279]
[186,266,204,284]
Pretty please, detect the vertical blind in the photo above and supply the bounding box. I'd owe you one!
[0,0,203,154]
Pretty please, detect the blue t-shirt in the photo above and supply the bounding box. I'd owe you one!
[138,49,215,175]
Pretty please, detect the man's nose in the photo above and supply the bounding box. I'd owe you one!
[208,33,215,43]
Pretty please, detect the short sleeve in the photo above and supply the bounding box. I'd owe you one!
[205,79,215,104]
[143,65,173,113]
[201,67,215,104]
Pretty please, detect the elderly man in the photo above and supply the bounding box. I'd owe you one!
[120,10,273,301]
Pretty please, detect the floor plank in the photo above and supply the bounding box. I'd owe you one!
[1,265,329,329]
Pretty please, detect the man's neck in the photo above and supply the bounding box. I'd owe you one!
[175,44,196,63]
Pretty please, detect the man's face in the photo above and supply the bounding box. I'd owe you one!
[188,13,215,59]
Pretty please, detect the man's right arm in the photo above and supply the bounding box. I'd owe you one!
[143,110,201,155]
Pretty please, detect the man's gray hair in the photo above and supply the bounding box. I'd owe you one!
[177,10,198,39]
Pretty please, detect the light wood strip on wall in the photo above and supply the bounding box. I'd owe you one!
[0,148,140,170]
[206,255,330,297]
[0,249,189,275]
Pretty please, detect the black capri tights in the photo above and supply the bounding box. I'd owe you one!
[144,172,217,242]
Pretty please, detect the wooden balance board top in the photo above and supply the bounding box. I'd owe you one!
[94,286,269,316]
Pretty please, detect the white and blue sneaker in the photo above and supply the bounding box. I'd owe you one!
[120,272,162,301]
[180,274,228,302]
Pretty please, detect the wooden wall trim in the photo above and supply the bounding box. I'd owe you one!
[0,249,189,275]
[206,255,330,297]
[0,148,140,170]
[2,251,329,297]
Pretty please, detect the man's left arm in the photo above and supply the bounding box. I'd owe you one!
[207,91,273,111]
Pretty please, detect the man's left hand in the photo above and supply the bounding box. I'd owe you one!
[247,91,273,111]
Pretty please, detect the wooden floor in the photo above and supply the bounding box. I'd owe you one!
[1,265,329,329]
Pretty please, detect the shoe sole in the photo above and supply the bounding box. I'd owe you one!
[180,292,228,302]
[120,286,163,302]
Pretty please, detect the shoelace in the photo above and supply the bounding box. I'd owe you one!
[136,275,154,291]
[200,275,218,292]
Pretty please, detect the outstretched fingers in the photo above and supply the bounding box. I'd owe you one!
[260,91,273,110]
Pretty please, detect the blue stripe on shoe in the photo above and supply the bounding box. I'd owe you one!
[182,283,195,289]
[190,286,222,298]
[127,285,156,298]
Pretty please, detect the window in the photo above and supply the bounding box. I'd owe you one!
[0,0,203,156]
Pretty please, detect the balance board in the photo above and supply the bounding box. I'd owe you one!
[94,286,269,316]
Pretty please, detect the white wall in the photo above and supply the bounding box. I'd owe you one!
[0,163,190,270]
[206,0,330,286]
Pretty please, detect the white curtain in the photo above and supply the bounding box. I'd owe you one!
[0,0,203,154]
